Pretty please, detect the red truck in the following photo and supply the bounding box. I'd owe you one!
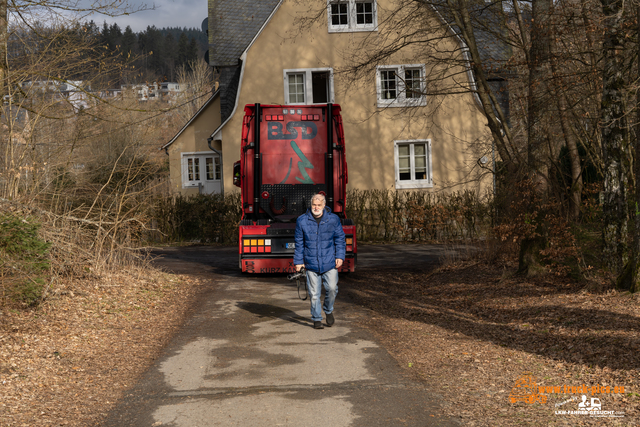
[233,103,356,273]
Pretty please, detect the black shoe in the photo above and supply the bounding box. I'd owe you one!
[326,312,335,327]
[314,321,324,329]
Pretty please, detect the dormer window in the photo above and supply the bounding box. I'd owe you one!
[328,0,377,33]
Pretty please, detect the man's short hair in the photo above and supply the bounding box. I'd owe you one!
[311,193,326,205]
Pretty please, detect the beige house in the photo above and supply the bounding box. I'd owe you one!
[164,0,502,196]
[162,92,223,195]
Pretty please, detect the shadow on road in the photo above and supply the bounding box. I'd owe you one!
[237,302,313,327]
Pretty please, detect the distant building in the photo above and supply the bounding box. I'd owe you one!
[119,82,185,102]
[121,84,155,101]
[159,83,183,101]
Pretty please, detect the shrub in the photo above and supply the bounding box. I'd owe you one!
[149,193,242,244]
[491,178,582,276]
[0,212,51,306]
[345,189,492,243]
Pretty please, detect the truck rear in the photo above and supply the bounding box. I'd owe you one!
[233,103,356,273]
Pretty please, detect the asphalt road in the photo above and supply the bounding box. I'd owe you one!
[101,244,461,427]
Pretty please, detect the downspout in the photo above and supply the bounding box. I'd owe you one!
[430,3,497,197]
[207,136,224,195]
[206,52,248,196]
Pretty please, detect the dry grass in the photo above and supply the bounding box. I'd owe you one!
[0,267,206,426]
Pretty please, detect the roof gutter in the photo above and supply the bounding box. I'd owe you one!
[429,4,482,109]
[430,3,498,196]
[161,89,220,150]
[207,136,224,195]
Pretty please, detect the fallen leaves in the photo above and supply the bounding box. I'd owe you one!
[344,263,640,426]
[0,268,207,426]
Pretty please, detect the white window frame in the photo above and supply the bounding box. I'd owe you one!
[376,64,427,108]
[181,152,221,188]
[283,68,335,105]
[327,0,378,33]
[394,140,433,189]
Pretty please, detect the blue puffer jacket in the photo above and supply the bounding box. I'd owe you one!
[294,207,346,274]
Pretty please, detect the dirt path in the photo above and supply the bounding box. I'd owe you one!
[99,244,459,427]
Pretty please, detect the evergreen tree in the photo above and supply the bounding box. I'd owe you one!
[85,22,208,81]
[176,32,189,70]
[139,25,165,77]
[84,20,100,38]
[109,23,122,51]
[121,25,137,59]
[100,21,110,47]
[187,37,199,67]
[100,22,122,51]
[164,32,177,80]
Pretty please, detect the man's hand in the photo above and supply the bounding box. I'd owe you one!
[335,259,343,269]
[295,264,304,272]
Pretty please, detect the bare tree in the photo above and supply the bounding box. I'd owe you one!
[292,0,639,280]
[615,0,640,291]
[598,0,630,277]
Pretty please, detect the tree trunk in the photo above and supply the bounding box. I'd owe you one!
[616,4,639,293]
[547,2,583,220]
[446,0,518,168]
[518,0,552,276]
[0,0,6,99]
[527,0,552,183]
[554,84,583,220]
[600,0,629,277]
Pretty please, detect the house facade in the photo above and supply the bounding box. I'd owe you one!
[163,93,224,195]
[165,0,499,196]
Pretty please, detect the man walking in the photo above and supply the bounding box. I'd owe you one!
[294,193,346,329]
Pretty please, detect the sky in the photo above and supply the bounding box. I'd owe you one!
[86,0,208,32]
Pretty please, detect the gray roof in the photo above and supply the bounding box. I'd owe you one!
[430,0,513,120]
[218,65,242,123]
[209,0,281,67]
[430,0,512,76]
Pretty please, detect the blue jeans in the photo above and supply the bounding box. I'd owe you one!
[306,269,338,322]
